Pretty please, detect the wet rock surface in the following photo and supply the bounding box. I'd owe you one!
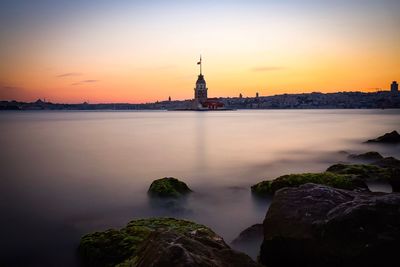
[79,217,260,267]
[259,183,400,267]
[134,229,261,267]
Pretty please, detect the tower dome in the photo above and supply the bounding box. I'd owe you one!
[196,74,206,87]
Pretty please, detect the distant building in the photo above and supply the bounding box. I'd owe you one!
[239,93,243,99]
[256,92,259,98]
[391,81,398,93]
[194,56,208,103]
[194,75,208,103]
[192,56,224,109]
[168,96,171,102]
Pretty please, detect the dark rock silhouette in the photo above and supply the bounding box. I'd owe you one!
[348,151,383,162]
[259,183,400,267]
[372,156,400,169]
[366,130,400,143]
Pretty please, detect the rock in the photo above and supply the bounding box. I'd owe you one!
[79,218,206,267]
[148,177,192,198]
[232,224,263,245]
[348,151,383,162]
[231,224,264,259]
[328,163,400,193]
[372,157,400,192]
[327,163,391,180]
[79,217,259,267]
[372,156,400,169]
[259,183,400,267]
[366,130,400,143]
[251,172,366,196]
[134,230,261,267]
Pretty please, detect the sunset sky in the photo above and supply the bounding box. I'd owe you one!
[1,0,399,103]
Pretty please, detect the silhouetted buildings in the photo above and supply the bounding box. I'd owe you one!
[1,79,399,110]
[391,81,398,93]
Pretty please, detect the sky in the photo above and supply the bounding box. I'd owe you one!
[0,0,399,103]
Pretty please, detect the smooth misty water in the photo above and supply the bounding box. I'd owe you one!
[0,110,399,266]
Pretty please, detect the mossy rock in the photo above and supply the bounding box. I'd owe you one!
[79,217,214,267]
[372,156,400,169]
[326,163,392,181]
[251,172,364,196]
[348,151,383,161]
[148,177,192,198]
[366,130,400,143]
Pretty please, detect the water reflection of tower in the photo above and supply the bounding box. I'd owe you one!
[194,113,208,174]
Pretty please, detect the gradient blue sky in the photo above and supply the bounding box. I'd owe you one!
[1,0,399,102]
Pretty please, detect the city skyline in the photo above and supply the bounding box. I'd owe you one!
[1,0,399,103]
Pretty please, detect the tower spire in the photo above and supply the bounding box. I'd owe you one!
[197,55,202,75]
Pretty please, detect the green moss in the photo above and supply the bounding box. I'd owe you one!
[326,163,392,180]
[148,177,192,198]
[251,172,360,196]
[251,180,273,196]
[79,229,139,267]
[79,217,213,267]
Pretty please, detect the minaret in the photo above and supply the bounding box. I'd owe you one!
[194,55,208,104]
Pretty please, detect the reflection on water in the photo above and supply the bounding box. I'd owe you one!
[0,110,399,266]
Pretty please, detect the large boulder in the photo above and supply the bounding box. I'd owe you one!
[251,172,366,196]
[79,217,259,267]
[148,177,192,198]
[259,183,400,267]
[133,230,261,267]
[366,130,400,143]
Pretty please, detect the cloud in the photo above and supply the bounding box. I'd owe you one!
[1,86,20,90]
[56,72,82,78]
[0,85,26,100]
[251,66,285,72]
[71,80,99,86]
